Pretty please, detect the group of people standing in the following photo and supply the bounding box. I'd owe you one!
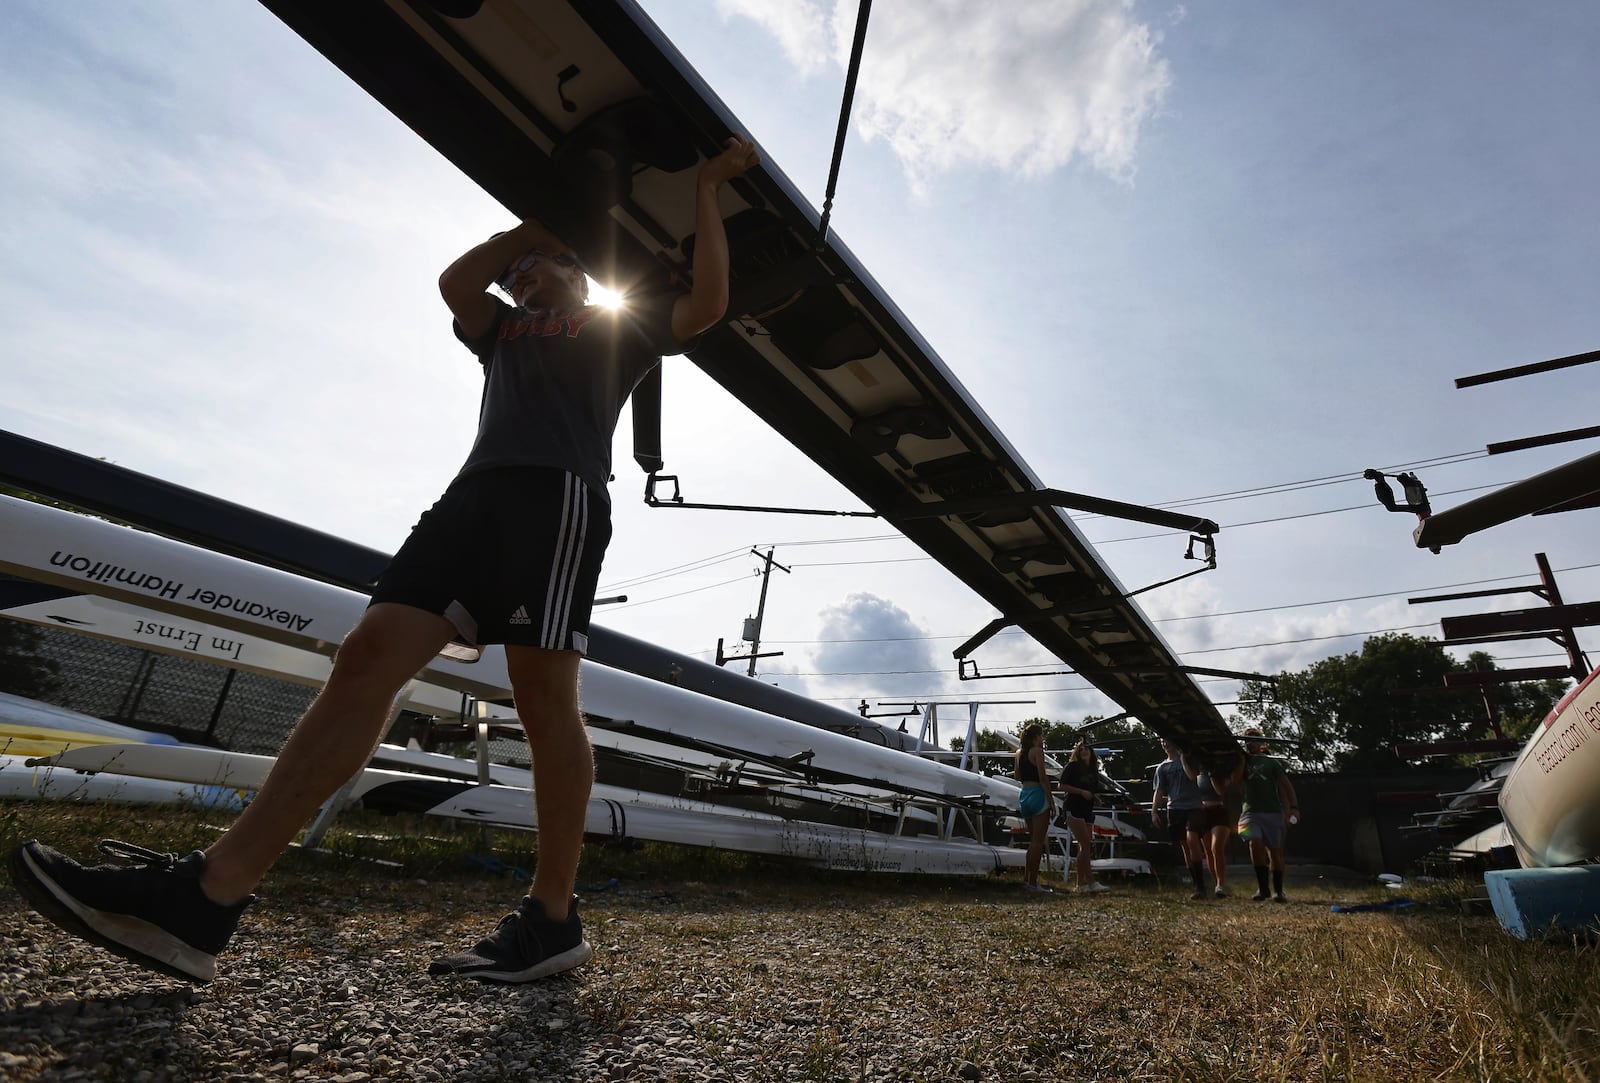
[1151,728,1299,901]
[1014,724,1299,901]
[1013,723,1112,895]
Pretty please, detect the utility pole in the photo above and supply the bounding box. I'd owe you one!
[715,547,791,676]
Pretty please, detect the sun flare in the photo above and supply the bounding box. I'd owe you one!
[587,280,624,309]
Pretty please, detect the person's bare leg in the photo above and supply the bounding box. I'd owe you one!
[1025,815,1046,883]
[1073,818,1095,886]
[1184,830,1206,897]
[506,646,590,921]
[1208,828,1229,891]
[201,604,455,903]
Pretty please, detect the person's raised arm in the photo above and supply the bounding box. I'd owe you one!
[671,134,761,344]
[440,219,572,342]
[1221,756,1245,794]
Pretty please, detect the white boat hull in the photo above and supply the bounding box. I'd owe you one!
[35,742,1014,876]
[0,494,1021,812]
[0,752,247,811]
[1498,665,1600,868]
[1455,821,1513,855]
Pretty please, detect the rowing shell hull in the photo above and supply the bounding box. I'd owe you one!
[376,736,942,829]
[0,592,520,724]
[0,584,947,825]
[355,776,1015,876]
[0,494,1022,811]
[0,690,180,759]
[36,742,1014,876]
[1498,665,1600,867]
[0,753,246,811]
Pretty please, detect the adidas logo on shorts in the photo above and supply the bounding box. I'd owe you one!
[509,606,532,626]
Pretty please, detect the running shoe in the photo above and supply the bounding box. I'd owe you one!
[1080,881,1111,894]
[1021,881,1053,894]
[1251,890,1271,902]
[429,896,592,983]
[1274,891,1289,904]
[9,839,251,983]
[1214,886,1229,898]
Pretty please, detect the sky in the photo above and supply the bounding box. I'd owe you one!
[2,1,1597,742]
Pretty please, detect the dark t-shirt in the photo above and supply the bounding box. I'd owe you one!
[1063,760,1098,795]
[1062,759,1098,819]
[1154,758,1204,812]
[453,294,684,498]
[1242,754,1288,813]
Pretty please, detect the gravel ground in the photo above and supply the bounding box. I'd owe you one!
[0,868,1196,1083]
[0,856,1544,1083]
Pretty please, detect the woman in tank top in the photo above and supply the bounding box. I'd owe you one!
[1014,722,1056,893]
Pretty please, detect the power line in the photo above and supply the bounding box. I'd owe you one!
[600,573,753,612]
[612,447,1495,586]
[1086,479,1508,544]
[757,613,1597,687]
[1153,560,1600,622]
[1182,622,1441,655]
[772,478,1521,567]
[599,547,749,592]
[758,556,1600,643]
[1124,449,1488,512]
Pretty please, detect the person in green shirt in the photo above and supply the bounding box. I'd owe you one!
[1238,727,1300,902]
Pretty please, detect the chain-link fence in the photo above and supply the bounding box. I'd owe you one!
[4,624,535,765]
[6,625,314,755]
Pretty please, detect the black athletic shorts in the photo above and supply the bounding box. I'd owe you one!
[1164,808,1196,844]
[369,466,612,657]
[1187,804,1231,835]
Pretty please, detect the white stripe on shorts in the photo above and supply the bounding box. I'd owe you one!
[541,474,589,650]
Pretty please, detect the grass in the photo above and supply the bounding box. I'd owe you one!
[3,800,1599,1081]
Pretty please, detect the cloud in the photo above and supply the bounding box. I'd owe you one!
[715,0,1171,190]
[809,592,941,702]
[713,0,834,76]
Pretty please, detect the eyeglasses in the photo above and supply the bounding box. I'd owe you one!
[497,250,584,291]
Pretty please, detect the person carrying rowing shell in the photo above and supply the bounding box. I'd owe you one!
[1183,748,1243,898]
[1238,727,1299,903]
[11,135,762,986]
[1151,737,1207,899]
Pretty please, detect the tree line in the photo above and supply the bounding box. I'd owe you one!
[953,633,1569,776]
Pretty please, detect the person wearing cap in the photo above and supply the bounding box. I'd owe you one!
[1238,727,1298,902]
[11,135,763,987]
